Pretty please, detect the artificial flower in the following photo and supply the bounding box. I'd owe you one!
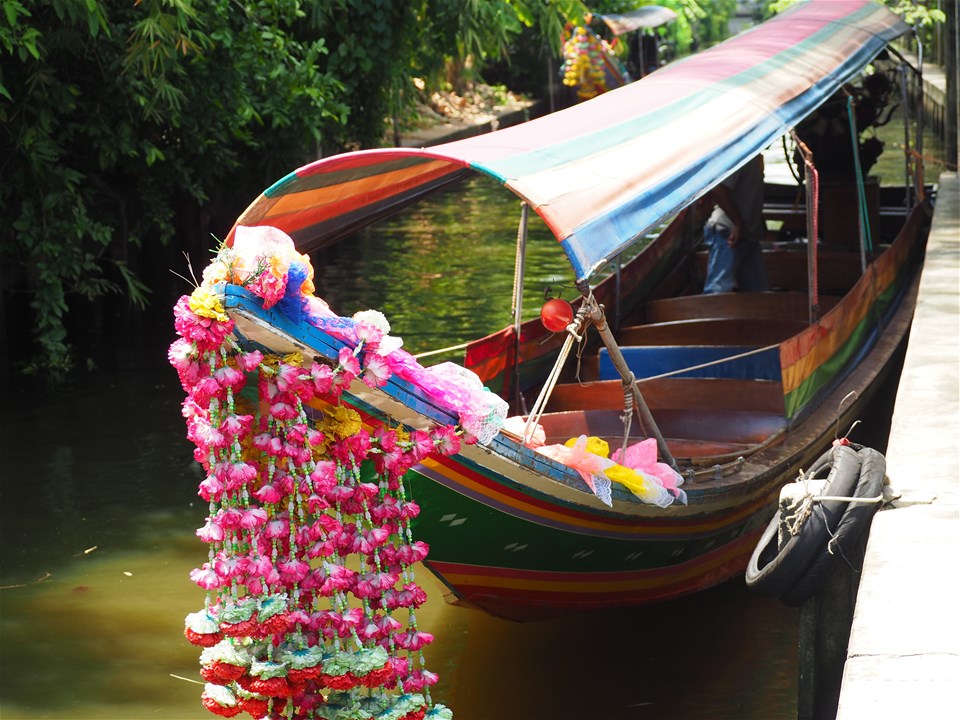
[189,563,222,591]
[184,610,222,647]
[196,516,225,543]
[352,309,391,335]
[189,286,229,322]
[325,405,362,440]
[200,683,242,717]
[335,346,361,383]
[408,430,435,461]
[431,426,461,455]
[362,353,391,388]
[173,295,234,351]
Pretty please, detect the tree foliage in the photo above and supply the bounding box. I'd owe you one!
[5,0,741,381]
[1,0,347,378]
[765,0,945,32]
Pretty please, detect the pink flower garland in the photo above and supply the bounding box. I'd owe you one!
[173,281,456,719]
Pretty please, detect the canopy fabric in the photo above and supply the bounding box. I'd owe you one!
[595,6,678,36]
[228,0,907,284]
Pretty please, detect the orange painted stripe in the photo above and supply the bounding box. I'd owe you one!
[423,453,773,536]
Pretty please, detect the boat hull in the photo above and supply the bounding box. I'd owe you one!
[223,192,924,621]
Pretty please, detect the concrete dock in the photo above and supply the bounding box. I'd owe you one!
[836,172,959,718]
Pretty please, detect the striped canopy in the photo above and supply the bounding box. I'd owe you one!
[228,0,907,284]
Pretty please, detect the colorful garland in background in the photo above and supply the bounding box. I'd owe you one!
[171,226,459,719]
[560,26,611,100]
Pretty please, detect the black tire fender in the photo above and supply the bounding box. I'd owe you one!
[744,444,862,598]
[778,446,886,606]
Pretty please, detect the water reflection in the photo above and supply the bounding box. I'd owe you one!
[0,177,799,720]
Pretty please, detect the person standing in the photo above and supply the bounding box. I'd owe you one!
[702,154,769,293]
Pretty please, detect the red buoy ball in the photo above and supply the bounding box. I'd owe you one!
[540,298,574,333]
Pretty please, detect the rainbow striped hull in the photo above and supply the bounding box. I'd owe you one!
[405,454,776,620]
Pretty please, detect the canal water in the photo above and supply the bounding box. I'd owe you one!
[6,99,941,717]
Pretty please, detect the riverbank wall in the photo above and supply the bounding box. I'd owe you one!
[835,172,959,719]
[395,99,547,149]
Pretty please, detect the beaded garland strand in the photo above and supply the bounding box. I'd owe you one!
[171,240,457,719]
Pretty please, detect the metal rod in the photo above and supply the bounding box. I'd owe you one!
[915,36,925,199]
[511,202,529,412]
[900,62,913,209]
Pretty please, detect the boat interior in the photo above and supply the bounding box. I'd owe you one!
[517,182,915,471]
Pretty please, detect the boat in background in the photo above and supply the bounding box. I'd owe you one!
[214,1,930,621]
[558,5,678,104]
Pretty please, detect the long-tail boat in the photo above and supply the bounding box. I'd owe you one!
[211,1,929,621]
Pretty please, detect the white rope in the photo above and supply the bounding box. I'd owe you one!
[413,341,471,360]
[783,489,885,537]
[813,494,884,503]
[523,328,579,445]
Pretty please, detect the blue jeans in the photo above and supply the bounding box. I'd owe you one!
[703,223,768,294]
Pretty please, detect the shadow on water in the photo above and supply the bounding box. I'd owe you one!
[0,360,799,719]
[0,176,806,720]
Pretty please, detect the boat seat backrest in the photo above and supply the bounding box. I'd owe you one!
[618,317,807,346]
[643,292,840,324]
[598,345,782,382]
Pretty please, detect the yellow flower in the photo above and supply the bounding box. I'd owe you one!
[268,254,287,279]
[261,354,282,369]
[325,405,362,439]
[188,286,228,322]
[282,352,304,367]
[301,253,316,296]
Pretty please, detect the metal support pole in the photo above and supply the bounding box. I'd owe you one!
[578,287,679,471]
[899,62,913,210]
[511,203,529,413]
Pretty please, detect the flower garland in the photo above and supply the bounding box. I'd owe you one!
[172,227,457,719]
[560,26,611,100]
